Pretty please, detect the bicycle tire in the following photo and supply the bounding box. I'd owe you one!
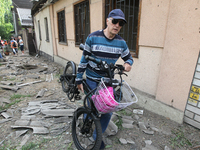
[61,61,76,93]
[72,107,102,150]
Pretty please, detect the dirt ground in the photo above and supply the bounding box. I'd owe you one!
[0,52,200,150]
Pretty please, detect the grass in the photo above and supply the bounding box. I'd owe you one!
[0,94,32,111]
[21,138,50,150]
[9,94,31,100]
[170,128,192,148]
[115,116,123,130]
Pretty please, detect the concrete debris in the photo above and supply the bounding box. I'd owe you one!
[36,88,47,98]
[1,112,12,119]
[16,134,31,150]
[127,138,135,144]
[22,74,40,79]
[143,129,154,135]
[11,126,49,134]
[122,123,134,129]
[119,138,127,144]
[138,122,147,130]
[16,129,29,138]
[41,109,74,117]
[142,144,159,150]
[145,140,152,145]
[133,109,144,115]
[0,81,14,85]
[105,120,118,136]
[17,80,44,87]
[164,146,171,150]
[0,84,19,91]
[0,118,12,124]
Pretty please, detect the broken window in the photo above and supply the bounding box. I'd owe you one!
[105,0,140,57]
[44,17,49,42]
[57,10,67,43]
[74,0,90,45]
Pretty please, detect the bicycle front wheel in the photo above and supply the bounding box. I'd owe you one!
[72,107,102,150]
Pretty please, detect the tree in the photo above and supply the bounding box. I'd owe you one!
[0,0,13,40]
[0,0,12,24]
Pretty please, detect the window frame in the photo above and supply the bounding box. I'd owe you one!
[74,0,90,46]
[44,17,49,42]
[104,0,141,58]
[57,9,67,45]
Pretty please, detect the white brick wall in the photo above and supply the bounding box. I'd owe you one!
[184,110,194,118]
[194,114,200,122]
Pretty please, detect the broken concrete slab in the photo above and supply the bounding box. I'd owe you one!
[17,80,44,87]
[15,64,37,70]
[30,121,45,127]
[105,120,118,136]
[28,100,58,106]
[41,109,74,117]
[138,122,147,130]
[0,81,14,85]
[0,118,12,124]
[143,129,154,135]
[1,112,12,119]
[54,117,70,124]
[133,109,144,115]
[14,120,30,126]
[127,139,135,144]
[122,118,134,124]
[22,74,40,79]
[16,134,31,150]
[22,107,41,115]
[0,84,18,92]
[21,115,36,120]
[119,138,127,144]
[11,126,49,134]
[36,89,46,98]
[16,129,29,138]
[142,144,159,150]
[122,123,134,129]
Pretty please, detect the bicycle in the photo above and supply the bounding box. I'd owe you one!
[60,44,138,150]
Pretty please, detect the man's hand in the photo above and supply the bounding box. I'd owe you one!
[123,63,132,72]
[77,84,84,92]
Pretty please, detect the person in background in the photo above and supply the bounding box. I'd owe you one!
[76,9,133,149]
[18,36,24,55]
[0,38,5,52]
[11,37,18,55]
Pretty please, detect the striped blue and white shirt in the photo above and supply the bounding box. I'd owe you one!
[76,30,133,84]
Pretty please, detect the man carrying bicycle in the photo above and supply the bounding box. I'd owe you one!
[76,9,133,149]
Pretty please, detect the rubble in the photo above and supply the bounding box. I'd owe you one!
[0,53,198,150]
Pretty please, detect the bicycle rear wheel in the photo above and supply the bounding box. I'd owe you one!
[72,107,102,150]
[61,61,76,95]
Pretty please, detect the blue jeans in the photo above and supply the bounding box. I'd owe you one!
[86,79,112,140]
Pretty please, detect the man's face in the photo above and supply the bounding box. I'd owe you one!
[106,18,123,35]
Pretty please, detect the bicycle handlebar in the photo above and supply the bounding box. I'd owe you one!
[85,55,102,65]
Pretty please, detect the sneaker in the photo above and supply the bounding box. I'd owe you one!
[100,141,105,149]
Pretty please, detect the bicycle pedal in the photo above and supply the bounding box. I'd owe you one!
[75,94,81,100]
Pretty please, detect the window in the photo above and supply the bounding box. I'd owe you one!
[44,17,49,42]
[38,20,42,41]
[105,0,140,57]
[74,0,90,45]
[57,10,67,43]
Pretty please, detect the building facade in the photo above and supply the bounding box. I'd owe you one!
[32,0,200,128]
